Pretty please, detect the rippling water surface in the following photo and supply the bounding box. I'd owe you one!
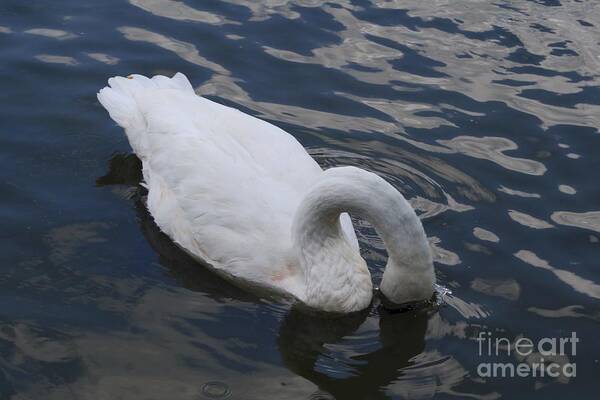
[1,0,599,398]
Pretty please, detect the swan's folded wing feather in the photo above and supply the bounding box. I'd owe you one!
[99,74,324,279]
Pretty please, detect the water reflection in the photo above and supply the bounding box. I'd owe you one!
[46,222,110,265]
[473,227,499,243]
[558,184,576,195]
[508,209,554,229]
[515,250,600,300]
[118,27,230,75]
[528,305,599,321]
[471,278,520,301]
[438,136,546,176]
[34,54,79,66]
[85,52,120,65]
[551,211,600,233]
[129,0,228,25]
[279,308,427,399]
[25,28,77,40]
[497,185,540,198]
[2,0,600,396]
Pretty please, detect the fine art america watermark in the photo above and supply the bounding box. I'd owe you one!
[476,331,578,378]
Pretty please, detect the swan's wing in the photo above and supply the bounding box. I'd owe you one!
[98,74,337,282]
[98,73,320,180]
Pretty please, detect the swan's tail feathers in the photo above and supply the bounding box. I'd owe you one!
[97,72,194,156]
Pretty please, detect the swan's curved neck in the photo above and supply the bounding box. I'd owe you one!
[292,166,434,313]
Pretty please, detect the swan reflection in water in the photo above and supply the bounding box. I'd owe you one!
[278,307,430,399]
[97,153,455,399]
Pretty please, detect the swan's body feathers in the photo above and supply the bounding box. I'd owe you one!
[98,73,362,301]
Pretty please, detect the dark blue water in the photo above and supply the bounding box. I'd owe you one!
[1,0,599,398]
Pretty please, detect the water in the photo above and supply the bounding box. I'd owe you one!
[1,0,599,398]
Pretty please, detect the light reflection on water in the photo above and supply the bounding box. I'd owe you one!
[1,0,599,398]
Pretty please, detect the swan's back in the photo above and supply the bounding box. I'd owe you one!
[98,74,329,289]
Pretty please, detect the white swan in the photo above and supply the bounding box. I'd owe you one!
[98,73,435,313]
